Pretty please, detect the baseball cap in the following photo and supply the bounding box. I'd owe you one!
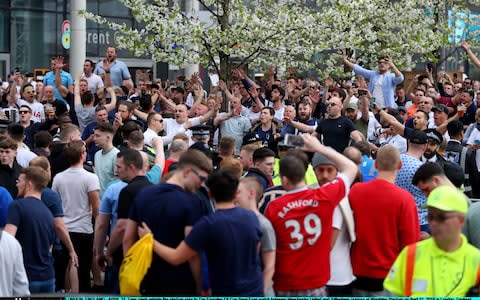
[190,125,211,137]
[346,102,357,111]
[426,185,468,214]
[424,128,443,144]
[432,104,448,115]
[408,130,428,145]
[0,119,10,132]
[311,153,335,168]
[242,132,262,146]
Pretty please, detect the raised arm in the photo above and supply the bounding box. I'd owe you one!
[104,86,117,112]
[151,136,165,170]
[436,106,463,135]
[249,86,264,109]
[385,56,403,79]
[54,56,69,98]
[461,41,480,68]
[301,134,358,185]
[74,74,81,106]
[342,50,354,69]
[6,75,16,104]
[218,80,234,101]
[187,84,205,117]
[213,111,232,127]
[375,104,406,136]
[133,108,148,121]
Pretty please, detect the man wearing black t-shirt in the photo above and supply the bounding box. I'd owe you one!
[100,149,151,293]
[315,97,363,153]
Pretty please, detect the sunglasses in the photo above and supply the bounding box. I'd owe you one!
[326,102,337,107]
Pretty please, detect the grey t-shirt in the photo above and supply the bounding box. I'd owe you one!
[75,103,96,134]
[258,213,276,252]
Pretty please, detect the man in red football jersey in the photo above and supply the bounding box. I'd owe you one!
[349,145,420,296]
[264,134,357,296]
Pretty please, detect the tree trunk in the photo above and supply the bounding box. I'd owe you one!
[220,52,230,111]
[219,0,231,112]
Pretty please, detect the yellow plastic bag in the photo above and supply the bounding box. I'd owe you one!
[119,233,154,295]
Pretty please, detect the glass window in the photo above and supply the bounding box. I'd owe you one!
[99,0,130,17]
[0,9,9,52]
[11,10,60,72]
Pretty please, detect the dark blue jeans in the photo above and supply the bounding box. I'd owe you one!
[104,264,120,294]
[29,278,55,294]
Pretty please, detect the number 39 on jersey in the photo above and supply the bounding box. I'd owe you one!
[284,213,322,250]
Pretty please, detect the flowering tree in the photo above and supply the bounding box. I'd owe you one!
[81,0,319,80]
[81,0,480,79]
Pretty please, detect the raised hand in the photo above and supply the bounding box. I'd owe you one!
[460,40,471,51]
[218,80,227,91]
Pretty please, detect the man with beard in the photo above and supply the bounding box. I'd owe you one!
[422,129,445,163]
[287,97,364,153]
[94,47,133,90]
[284,99,319,135]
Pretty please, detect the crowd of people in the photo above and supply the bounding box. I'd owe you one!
[1,41,480,297]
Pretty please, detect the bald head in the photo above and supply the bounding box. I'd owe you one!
[327,96,343,118]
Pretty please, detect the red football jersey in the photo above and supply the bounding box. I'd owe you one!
[264,175,348,292]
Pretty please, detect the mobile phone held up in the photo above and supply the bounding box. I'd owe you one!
[369,97,376,110]
[284,133,304,148]
[209,73,219,87]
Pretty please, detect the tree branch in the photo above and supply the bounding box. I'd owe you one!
[197,0,219,19]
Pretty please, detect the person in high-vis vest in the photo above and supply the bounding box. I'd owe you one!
[384,185,480,297]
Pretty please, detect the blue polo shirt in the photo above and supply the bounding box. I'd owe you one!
[43,70,73,102]
[94,60,131,87]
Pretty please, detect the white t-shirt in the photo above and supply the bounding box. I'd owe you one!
[273,105,285,121]
[380,134,407,154]
[372,75,385,108]
[143,128,158,147]
[17,99,44,123]
[0,231,30,297]
[163,117,201,145]
[16,147,37,168]
[328,205,356,285]
[82,73,104,94]
[466,127,480,171]
[52,167,100,234]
